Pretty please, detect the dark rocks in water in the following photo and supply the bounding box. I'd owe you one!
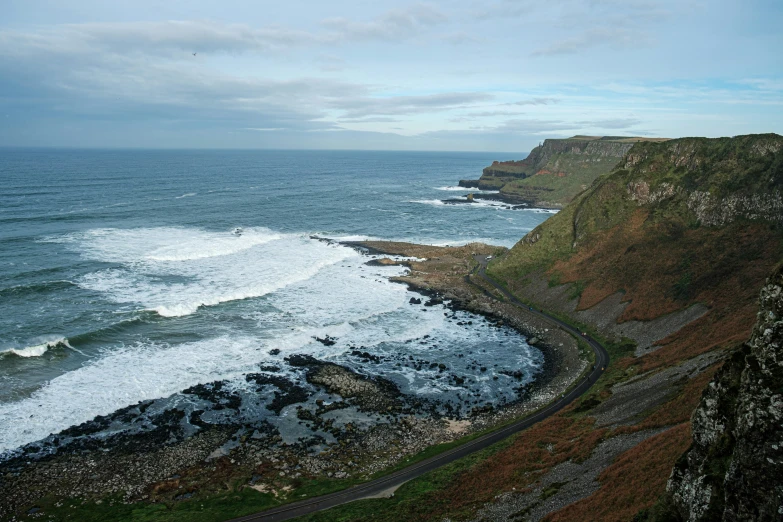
[409,297,422,305]
[500,369,525,380]
[245,373,310,414]
[184,381,242,411]
[269,348,281,356]
[313,335,337,346]
[306,361,404,414]
[459,179,481,188]
[285,354,324,368]
[350,350,381,363]
[424,297,443,307]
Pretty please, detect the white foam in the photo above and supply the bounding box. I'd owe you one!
[4,226,540,454]
[52,227,351,317]
[434,187,499,193]
[175,193,197,199]
[409,199,446,206]
[0,335,266,453]
[0,254,446,453]
[0,337,71,358]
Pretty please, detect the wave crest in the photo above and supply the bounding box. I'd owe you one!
[1,338,71,358]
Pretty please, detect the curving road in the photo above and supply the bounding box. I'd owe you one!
[230,255,609,522]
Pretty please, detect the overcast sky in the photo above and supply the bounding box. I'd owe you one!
[1,0,781,152]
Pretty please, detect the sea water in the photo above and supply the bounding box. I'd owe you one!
[0,149,552,456]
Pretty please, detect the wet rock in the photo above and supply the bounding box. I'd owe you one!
[245,373,310,414]
[313,336,337,346]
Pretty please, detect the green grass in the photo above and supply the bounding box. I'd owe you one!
[499,154,621,206]
[18,488,278,522]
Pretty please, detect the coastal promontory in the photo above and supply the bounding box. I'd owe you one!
[461,135,669,208]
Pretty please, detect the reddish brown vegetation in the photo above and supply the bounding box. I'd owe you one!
[544,424,692,522]
[420,416,607,518]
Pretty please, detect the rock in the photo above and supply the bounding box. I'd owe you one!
[665,264,783,521]
[409,297,422,305]
[313,336,337,346]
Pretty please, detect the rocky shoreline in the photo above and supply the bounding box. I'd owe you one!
[0,241,589,521]
[437,191,562,210]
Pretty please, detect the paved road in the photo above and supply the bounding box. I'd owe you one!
[230,256,609,522]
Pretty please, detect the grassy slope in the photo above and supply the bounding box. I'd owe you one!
[483,133,783,519]
[499,154,621,206]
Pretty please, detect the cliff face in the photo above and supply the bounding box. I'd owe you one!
[471,137,649,207]
[666,264,783,521]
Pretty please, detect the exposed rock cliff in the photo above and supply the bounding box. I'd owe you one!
[665,264,783,521]
[470,136,666,208]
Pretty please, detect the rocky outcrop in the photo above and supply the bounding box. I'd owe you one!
[623,134,783,226]
[666,264,783,521]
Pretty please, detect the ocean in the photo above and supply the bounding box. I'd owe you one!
[0,149,554,458]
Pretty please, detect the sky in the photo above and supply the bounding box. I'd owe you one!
[0,0,781,152]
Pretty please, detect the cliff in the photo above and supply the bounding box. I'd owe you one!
[463,136,669,208]
[463,133,783,520]
[661,264,783,521]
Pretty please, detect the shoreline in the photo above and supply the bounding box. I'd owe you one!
[0,240,590,520]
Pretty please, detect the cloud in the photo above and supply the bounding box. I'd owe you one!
[0,4,451,61]
[316,54,348,72]
[332,92,494,118]
[440,32,482,45]
[473,0,537,21]
[321,3,448,41]
[0,21,314,58]
[575,117,642,129]
[531,27,646,57]
[0,18,493,141]
[338,116,402,123]
[490,118,578,133]
[508,97,558,106]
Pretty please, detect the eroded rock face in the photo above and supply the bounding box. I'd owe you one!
[666,265,783,521]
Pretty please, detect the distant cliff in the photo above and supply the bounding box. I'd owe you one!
[460,136,668,208]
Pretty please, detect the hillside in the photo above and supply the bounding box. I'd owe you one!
[461,136,669,208]
[475,133,783,520]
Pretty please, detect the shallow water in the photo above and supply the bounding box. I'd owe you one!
[0,149,552,456]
